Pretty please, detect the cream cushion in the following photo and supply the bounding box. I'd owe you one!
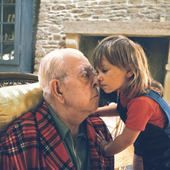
[0,83,43,132]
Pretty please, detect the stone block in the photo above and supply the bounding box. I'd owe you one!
[40,6,49,12]
[36,41,42,49]
[128,9,139,14]
[41,0,53,2]
[73,0,88,3]
[39,13,49,21]
[166,8,170,13]
[51,20,62,25]
[140,9,150,14]
[58,40,66,47]
[113,10,127,16]
[34,57,41,64]
[77,1,90,6]
[131,14,146,20]
[52,5,66,11]
[166,15,170,21]
[35,50,46,58]
[61,35,66,40]
[36,33,48,40]
[109,17,123,21]
[99,1,110,5]
[94,9,103,15]
[53,35,61,40]
[48,41,58,45]
[34,64,39,73]
[48,37,53,40]
[71,9,85,13]
[93,16,99,19]
[128,0,142,4]
[43,45,58,49]
[164,0,170,4]
[54,0,72,4]
[89,2,98,6]
[66,5,76,9]
[146,14,159,19]
[79,14,92,18]
[49,26,60,33]
[100,15,112,19]
[62,18,70,21]
[144,0,158,4]
[110,0,126,4]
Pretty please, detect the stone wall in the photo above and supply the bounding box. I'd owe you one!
[34,0,170,73]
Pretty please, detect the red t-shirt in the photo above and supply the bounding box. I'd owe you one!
[120,93,167,131]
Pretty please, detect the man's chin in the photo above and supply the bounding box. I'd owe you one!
[93,104,99,112]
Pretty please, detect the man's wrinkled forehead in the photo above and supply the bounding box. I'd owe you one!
[62,52,90,73]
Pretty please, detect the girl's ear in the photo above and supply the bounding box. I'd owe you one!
[126,64,135,78]
[50,79,64,104]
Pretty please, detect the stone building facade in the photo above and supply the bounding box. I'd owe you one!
[34,0,170,104]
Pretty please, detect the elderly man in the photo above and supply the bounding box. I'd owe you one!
[0,48,114,170]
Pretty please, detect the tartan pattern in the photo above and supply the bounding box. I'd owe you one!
[0,101,114,170]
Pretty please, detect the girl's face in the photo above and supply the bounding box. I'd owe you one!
[96,56,132,96]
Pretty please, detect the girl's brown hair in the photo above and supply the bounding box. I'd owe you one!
[92,35,163,99]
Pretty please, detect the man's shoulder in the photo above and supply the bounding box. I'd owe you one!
[88,115,105,125]
[2,110,37,136]
[87,116,112,142]
[3,101,47,135]
[88,116,107,130]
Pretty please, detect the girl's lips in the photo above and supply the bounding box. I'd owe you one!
[100,84,106,88]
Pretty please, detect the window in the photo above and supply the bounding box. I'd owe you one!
[0,0,20,65]
[0,0,34,72]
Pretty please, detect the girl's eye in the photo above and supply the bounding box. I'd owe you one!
[102,69,108,73]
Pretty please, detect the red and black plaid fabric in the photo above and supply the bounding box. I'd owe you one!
[0,101,114,170]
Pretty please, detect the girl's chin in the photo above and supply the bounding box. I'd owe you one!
[102,88,112,94]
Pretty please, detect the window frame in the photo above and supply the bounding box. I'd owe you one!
[0,0,21,65]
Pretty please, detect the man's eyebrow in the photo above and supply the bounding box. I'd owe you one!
[78,67,94,74]
[79,67,89,73]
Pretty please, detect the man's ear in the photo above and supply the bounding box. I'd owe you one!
[50,79,64,104]
[126,64,135,78]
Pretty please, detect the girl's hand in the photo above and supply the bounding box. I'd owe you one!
[96,131,112,156]
[96,127,141,157]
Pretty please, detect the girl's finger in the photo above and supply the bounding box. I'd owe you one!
[96,133,103,145]
[99,130,105,139]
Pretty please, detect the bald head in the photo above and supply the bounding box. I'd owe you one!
[38,48,87,95]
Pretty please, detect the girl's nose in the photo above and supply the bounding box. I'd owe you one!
[92,75,99,88]
[97,74,103,81]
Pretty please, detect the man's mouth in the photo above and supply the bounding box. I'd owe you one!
[92,94,99,99]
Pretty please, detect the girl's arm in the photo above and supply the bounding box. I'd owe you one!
[96,126,141,157]
[92,103,119,117]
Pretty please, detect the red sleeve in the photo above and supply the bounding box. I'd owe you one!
[125,97,155,131]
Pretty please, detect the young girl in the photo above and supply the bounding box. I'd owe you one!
[92,35,170,170]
